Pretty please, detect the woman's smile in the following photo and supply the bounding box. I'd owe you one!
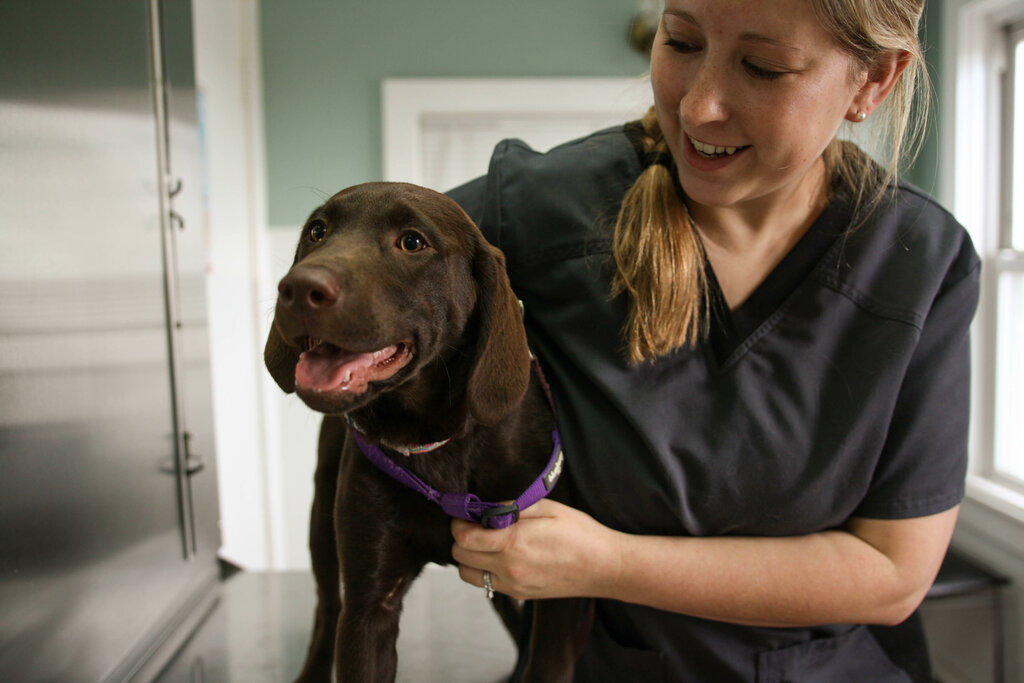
[688,136,744,158]
[681,133,751,172]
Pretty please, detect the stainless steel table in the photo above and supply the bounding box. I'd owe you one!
[154,566,516,683]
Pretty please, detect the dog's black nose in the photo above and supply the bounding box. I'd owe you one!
[278,268,341,311]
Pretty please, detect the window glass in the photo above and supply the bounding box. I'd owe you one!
[1013,34,1024,250]
[993,25,1024,486]
[995,272,1024,484]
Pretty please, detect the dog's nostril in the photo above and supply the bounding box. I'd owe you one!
[302,281,338,308]
[279,270,341,310]
[278,281,295,304]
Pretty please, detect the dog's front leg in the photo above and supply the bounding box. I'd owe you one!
[293,416,347,683]
[334,538,423,683]
[522,598,584,683]
[333,456,426,683]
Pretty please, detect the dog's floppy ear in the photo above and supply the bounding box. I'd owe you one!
[465,241,531,426]
[264,323,299,393]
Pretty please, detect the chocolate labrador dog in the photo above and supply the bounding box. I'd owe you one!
[264,182,582,683]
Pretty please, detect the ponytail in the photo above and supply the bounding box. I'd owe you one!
[612,108,708,364]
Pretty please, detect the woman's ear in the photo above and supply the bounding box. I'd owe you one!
[846,50,912,122]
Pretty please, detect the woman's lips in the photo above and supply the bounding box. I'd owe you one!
[680,135,750,171]
[690,137,744,157]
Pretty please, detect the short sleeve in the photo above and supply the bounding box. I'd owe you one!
[854,243,981,519]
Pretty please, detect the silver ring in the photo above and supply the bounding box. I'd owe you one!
[482,570,494,600]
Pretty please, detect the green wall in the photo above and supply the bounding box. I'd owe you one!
[259,0,650,225]
[906,0,944,196]
[259,0,945,225]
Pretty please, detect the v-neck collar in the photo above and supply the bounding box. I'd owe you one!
[703,198,848,368]
[626,126,851,370]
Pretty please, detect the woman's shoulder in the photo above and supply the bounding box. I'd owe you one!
[488,123,641,182]
[814,180,980,327]
[471,124,644,273]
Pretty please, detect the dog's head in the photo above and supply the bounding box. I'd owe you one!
[264,182,530,432]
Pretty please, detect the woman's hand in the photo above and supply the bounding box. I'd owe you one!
[451,499,622,600]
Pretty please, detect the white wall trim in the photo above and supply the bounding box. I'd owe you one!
[239,1,285,572]
[193,0,280,570]
[967,474,1024,528]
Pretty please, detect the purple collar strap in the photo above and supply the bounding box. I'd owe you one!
[349,426,563,529]
[348,354,563,529]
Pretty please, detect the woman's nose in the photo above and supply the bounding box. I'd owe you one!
[679,62,729,125]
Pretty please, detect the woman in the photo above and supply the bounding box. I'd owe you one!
[448,0,980,680]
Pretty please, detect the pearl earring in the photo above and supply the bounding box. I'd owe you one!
[856,111,867,122]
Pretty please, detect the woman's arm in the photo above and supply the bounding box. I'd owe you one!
[452,499,957,628]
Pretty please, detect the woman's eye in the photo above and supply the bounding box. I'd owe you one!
[744,61,787,81]
[664,38,699,54]
[308,221,327,242]
[397,231,427,253]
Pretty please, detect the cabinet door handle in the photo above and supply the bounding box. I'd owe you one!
[167,177,183,198]
[160,454,205,475]
[169,209,184,230]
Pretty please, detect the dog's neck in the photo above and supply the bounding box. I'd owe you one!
[346,401,463,456]
[345,352,475,452]
[347,415,450,457]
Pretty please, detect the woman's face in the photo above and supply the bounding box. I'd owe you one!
[651,0,867,217]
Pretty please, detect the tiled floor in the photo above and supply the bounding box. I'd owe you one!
[154,565,516,683]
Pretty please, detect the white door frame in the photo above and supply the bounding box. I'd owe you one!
[382,77,652,187]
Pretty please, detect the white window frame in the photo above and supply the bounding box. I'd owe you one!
[943,0,1024,524]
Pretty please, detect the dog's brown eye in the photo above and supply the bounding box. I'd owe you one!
[308,221,327,243]
[397,231,427,253]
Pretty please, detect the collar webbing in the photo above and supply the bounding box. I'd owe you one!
[350,426,562,529]
[348,356,562,529]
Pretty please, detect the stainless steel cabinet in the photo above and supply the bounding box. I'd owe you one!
[0,1,221,681]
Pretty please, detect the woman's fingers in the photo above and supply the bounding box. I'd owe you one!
[457,563,492,589]
[451,517,511,553]
[451,500,595,600]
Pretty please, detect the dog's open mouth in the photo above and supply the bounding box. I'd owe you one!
[294,338,413,396]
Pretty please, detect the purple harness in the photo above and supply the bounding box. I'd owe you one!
[348,357,563,529]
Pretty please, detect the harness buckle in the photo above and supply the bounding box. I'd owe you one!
[480,502,520,529]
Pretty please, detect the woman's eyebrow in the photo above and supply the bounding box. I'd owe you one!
[665,10,805,54]
[663,9,699,26]
[738,32,805,54]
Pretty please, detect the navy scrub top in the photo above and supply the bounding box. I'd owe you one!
[448,124,980,682]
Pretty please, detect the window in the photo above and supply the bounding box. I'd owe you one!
[993,21,1024,487]
[946,0,1024,519]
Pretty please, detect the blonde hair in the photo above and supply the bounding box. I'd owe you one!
[612,0,930,364]
[612,109,708,363]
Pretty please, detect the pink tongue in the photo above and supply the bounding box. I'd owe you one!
[295,343,395,392]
